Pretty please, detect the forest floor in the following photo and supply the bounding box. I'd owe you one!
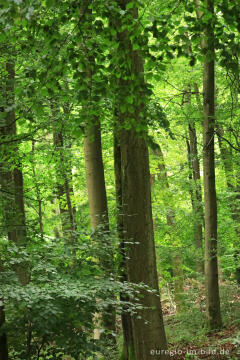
[167,325,240,359]
[162,279,240,359]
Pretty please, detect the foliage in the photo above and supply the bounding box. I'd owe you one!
[1,0,240,358]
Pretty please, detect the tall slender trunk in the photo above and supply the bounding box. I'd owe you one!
[5,63,29,355]
[116,2,168,358]
[84,123,109,231]
[188,123,204,262]
[0,60,29,359]
[84,121,116,340]
[79,1,116,342]
[200,0,222,329]
[114,133,135,360]
[2,62,28,285]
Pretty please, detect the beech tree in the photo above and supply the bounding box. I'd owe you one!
[198,0,222,329]
[1,0,240,358]
[0,59,28,359]
[113,1,168,358]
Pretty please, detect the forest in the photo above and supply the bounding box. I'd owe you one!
[0,0,240,359]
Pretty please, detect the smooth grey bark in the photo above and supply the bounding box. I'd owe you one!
[84,121,116,340]
[84,122,109,231]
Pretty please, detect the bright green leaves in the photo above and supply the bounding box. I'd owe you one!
[133,42,140,50]
[126,95,134,104]
[126,1,135,11]
[146,99,171,134]
[120,103,127,114]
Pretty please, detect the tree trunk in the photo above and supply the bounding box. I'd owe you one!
[120,131,168,359]
[201,0,222,330]
[187,123,204,274]
[188,123,204,264]
[84,120,116,341]
[0,60,30,359]
[114,133,135,360]
[84,122,109,231]
[2,62,29,285]
[79,1,116,342]
[116,2,168,358]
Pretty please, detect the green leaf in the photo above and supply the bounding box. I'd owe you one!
[126,2,134,11]
[133,43,140,50]
[126,95,133,104]
[120,103,127,113]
